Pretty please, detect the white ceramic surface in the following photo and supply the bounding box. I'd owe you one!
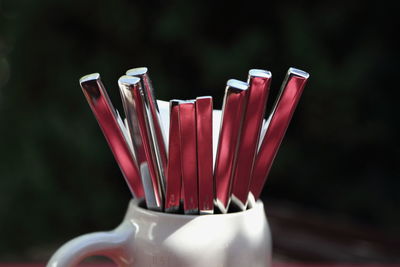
[47,199,271,267]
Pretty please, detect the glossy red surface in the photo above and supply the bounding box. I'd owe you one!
[131,84,164,209]
[141,73,168,177]
[165,100,182,211]
[195,97,214,213]
[118,77,148,190]
[214,81,248,212]
[127,69,168,189]
[250,70,308,199]
[179,101,199,214]
[80,75,144,198]
[231,71,271,209]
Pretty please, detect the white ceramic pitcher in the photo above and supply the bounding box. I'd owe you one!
[47,198,271,267]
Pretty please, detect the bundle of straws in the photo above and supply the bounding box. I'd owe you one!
[79,67,309,214]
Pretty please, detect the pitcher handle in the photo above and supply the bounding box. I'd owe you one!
[47,221,135,267]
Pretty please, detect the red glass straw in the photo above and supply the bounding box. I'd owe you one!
[165,100,183,212]
[231,70,271,210]
[214,80,248,213]
[250,68,309,199]
[80,74,144,199]
[196,96,214,214]
[179,101,199,214]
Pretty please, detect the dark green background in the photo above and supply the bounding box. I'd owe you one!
[0,0,398,261]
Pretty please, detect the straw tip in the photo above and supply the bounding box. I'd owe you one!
[118,75,141,86]
[126,67,148,76]
[289,67,310,79]
[79,73,100,84]
[196,96,212,100]
[170,99,184,105]
[249,69,272,78]
[180,99,196,105]
[227,79,248,90]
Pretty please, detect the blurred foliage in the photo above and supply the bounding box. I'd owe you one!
[0,0,399,260]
